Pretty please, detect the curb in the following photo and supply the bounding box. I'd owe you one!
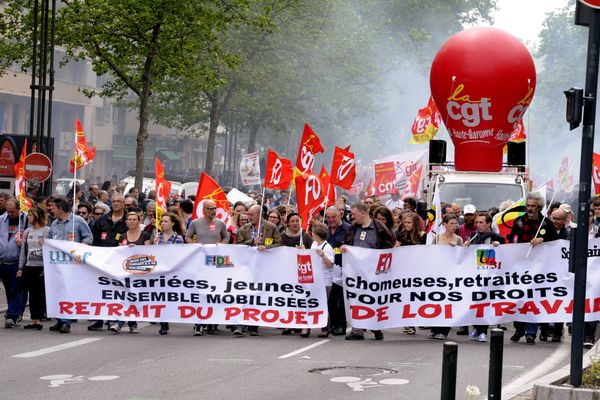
[508,339,600,400]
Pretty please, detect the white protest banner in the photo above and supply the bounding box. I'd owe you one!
[342,240,600,329]
[43,240,328,328]
[240,151,261,186]
[372,149,427,197]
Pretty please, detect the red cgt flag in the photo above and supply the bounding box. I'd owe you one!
[155,157,172,229]
[294,123,325,178]
[192,172,230,224]
[13,139,32,212]
[409,96,442,144]
[319,165,336,206]
[264,149,293,190]
[330,146,356,190]
[364,179,376,199]
[509,119,526,143]
[70,118,96,174]
[295,171,326,229]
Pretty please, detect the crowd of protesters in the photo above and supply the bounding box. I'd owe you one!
[0,179,596,347]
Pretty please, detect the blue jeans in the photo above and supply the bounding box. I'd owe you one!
[514,321,539,336]
[0,262,23,321]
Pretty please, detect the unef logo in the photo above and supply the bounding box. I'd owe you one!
[297,254,314,284]
[49,250,92,264]
[476,249,502,270]
[269,158,283,186]
[375,253,392,275]
[205,255,235,268]
[122,255,157,274]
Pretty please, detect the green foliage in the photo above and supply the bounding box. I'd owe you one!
[583,348,600,388]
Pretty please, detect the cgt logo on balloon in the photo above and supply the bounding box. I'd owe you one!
[430,26,536,172]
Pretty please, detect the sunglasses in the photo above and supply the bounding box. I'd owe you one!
[76,211,88,215]
[94,212,104,216]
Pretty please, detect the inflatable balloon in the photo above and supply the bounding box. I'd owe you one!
[430,27,536,172]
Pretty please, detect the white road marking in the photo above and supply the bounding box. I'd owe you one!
[12,338,103,358]
[499,343,570,399]
[278,339,330,359]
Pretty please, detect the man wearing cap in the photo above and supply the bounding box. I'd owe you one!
[458,204,477,242]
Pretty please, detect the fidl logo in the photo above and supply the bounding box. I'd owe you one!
[48,250,91,264]
[375,253,393,275]
[205,255,235,268]
[476,249,502,270]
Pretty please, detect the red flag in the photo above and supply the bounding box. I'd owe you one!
[373,161,396,195]
[192,172,230,224]
[409,96,442,144]
[330,146,356,190]
[264,149,293,190]
[294,123,325,177]
[13,139,31,212]
[364,180,376,199]
[509,119,526,143]
[70,118,96,173]
[295,172,326,229]
[593,153,600,195]
[319,165,336,206]
[155,157,172,229]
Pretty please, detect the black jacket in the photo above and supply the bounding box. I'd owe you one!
[345,219,395,249]
[92,211,127,247]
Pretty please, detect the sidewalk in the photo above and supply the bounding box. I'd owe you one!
[507,339,600,400]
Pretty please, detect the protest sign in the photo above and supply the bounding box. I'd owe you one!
[43,240,328,328]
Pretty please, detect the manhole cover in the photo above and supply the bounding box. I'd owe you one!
[309,367,398,377]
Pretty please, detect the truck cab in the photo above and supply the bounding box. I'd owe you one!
[426,168,528,211]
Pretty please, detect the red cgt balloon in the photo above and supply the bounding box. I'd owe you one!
[430,27,536,172]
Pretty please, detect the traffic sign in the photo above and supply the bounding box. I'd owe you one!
[580,0,600,9]
[25,152,52,182]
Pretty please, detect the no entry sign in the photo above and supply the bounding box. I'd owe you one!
[580,0,600,9]
[25,152,52,182]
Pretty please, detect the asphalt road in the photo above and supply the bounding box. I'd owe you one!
[0,316,572,400]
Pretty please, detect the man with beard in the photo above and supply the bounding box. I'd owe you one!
[507,192,557,344]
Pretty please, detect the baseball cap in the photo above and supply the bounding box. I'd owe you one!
[463,204,476,215]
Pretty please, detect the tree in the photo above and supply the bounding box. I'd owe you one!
[0,0,272,190]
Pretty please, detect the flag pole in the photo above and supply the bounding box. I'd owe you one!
[526,161,573,257]
[72,127,77,241]
[256,186,266,245]
[322,182,332,222]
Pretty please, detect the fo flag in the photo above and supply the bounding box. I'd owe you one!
[593,153,600,195]
[409,96,441,144]
[294,123,324,178]
[330,146,356,189]
[264,149,293,190]
[192,172,230,224]
[155,157,172,229]
[13,139,32,212]
[295,172,326,229]
[69,118,96,173]
[319,165,336,207]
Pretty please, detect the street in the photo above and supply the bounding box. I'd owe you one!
[0,316,572,400]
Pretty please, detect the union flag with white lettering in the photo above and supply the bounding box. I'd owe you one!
[330,146,356,190]
[264,149,293,190]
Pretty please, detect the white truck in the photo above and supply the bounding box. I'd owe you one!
[426,167,528,212]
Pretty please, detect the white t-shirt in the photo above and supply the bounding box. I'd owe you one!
[311,240,334,286]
